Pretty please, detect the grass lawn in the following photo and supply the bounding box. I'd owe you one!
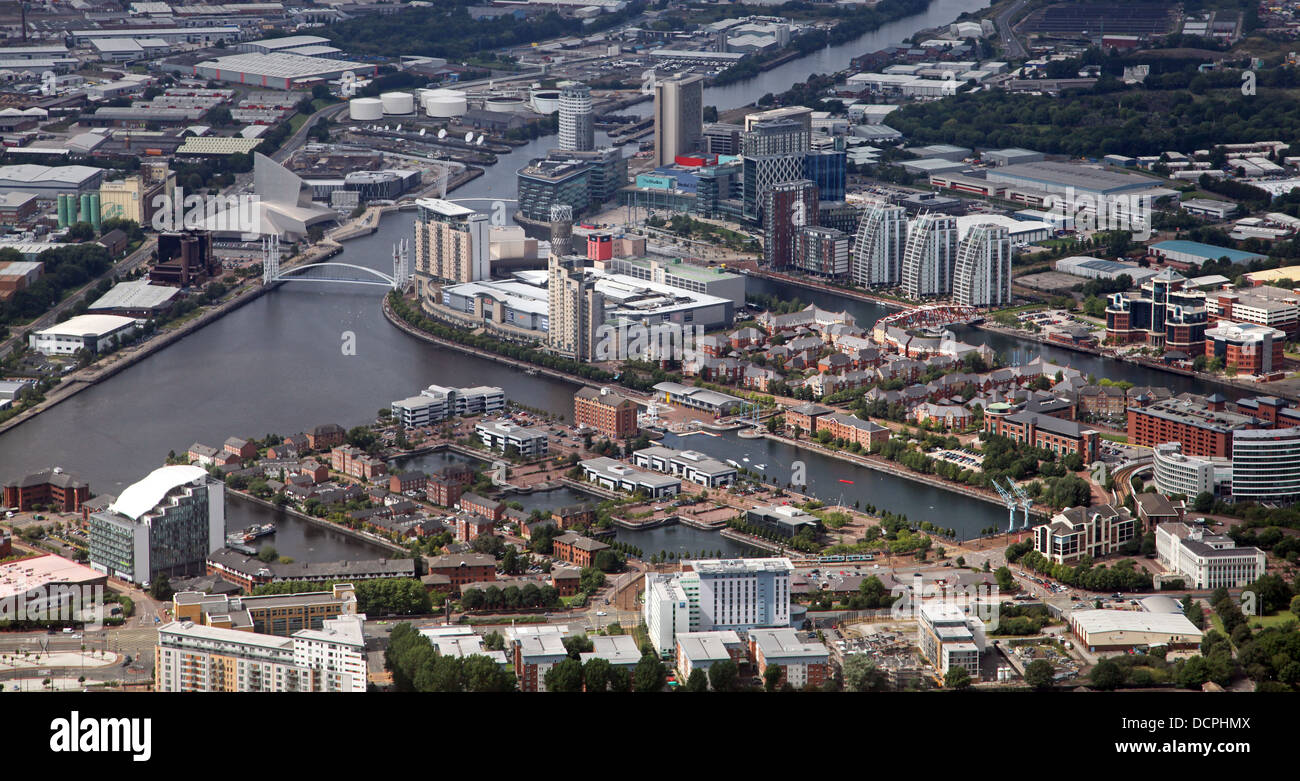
[288,113,309,134]
[1247,612,1299,630]
[1099,433,1129,443]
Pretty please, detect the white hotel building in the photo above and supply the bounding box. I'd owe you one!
[475,419,549,457]
[1155,522,1266,590]
[631,445,737,488]
[390,384,505,428]
[642,558,794,654]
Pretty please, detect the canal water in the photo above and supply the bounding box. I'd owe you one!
[389,447,483,475]
[660,430,1009,540]
[224,495,395,561]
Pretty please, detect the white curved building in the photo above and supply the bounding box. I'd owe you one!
[1152,442,1225,498]
[1230,427,1300,503]
[348,97,383,121]
[851,200,907,287]
[953,222,1011,307]
[380,91,414,115]
[900,212,958,299]
[558,82,593,151]
[88,464,225,584]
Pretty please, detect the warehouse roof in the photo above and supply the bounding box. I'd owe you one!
[0,163,103,186]
[88,279,181,312]
[35,313,136,338]
[176,136,263,155]
[1150,240,1266,264]
[196,51,371,80]
[1070,609,1203,637]
[989,161,1162,194]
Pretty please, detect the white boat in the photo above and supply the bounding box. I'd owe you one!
[726,459,741,468]
[755,464,766,470]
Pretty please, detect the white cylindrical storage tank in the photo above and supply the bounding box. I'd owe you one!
[381,91,414,114]
[349,97,383,121]
[531,89,560,114]
[425,89,467,118]
[483,96,525,113]
[416,89,438,110]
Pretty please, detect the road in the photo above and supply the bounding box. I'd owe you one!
[994,0,1028,60]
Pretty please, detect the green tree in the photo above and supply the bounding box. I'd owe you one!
[1090,658,1124,691]
[544,658,584,692]
[842,654,886,692]
[764,663,783,692]
[148,574,173,601]
[708,659,738,692]
[464,655,514,692]
[944,666,972,690]
[633,653,666,693]
[583,657,611,692]
[1024,659,1055,691]
[685,667,709,692]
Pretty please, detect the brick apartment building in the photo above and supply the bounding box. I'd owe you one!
[425,553,497,594]
[551,532,610,568]
[574,386,639,439]
[749,628,829,690]
[330,446,388,480]
[3,468,90,512]
[1126,396,1254,457]
[553,504,596,529]
[784,403,834,435]
[459,493,504,521]
[814,413,890,449]
[983,410,1098,463]
[389,472,427,494]
[455,513,496,542]
[307,423,346,451]
[224,437,258,460]
[425,475,464,508]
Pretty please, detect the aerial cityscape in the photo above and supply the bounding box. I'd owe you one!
[0,0,1295,744]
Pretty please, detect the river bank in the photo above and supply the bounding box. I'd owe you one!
[0,276,281,439]
[380,293,595,394]
[971,319,1300,402]
[742,267,911,313]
